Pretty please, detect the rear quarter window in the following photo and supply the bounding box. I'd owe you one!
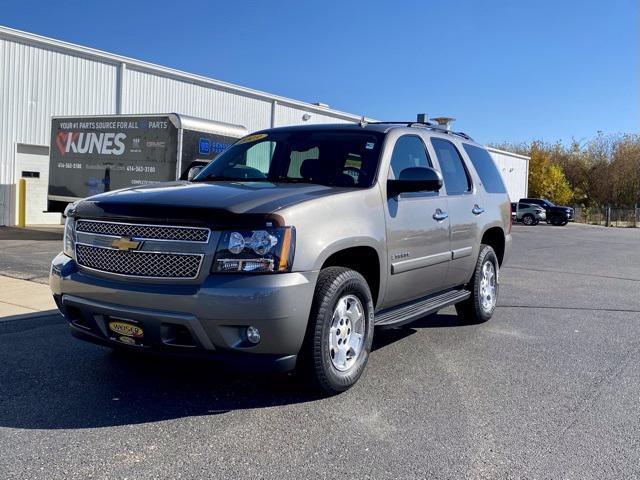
[462,144,507,194]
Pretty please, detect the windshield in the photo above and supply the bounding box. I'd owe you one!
[193,130,384,188]
[543,199,555,206]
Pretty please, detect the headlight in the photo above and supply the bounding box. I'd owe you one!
[63,216,75,258]
[212,227,295,273]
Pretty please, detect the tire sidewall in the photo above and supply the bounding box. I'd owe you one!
[474,246,499,321]
[312,270,374,393]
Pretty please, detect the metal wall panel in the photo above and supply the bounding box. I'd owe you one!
[122,68,272,134]
[0,37,117,225]
[488,148,529,201]
[274,103,353,127]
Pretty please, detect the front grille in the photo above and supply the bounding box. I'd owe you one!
[76,220,210,243]
[76,244,203,279]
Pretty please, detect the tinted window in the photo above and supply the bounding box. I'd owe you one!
[195,131,383,188]
[518,203,530,209]
[462,144,507,194]
[431,138,471,195]
[388,135,431,178]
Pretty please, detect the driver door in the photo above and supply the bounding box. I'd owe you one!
[382,134,451,309]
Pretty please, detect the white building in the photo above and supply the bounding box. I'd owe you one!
[486,147,530,202]
[0,26,528,226]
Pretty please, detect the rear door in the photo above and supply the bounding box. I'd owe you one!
[382,134,450,308]
[429,137,480,288]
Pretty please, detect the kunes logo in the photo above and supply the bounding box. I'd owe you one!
[55,132,126,156]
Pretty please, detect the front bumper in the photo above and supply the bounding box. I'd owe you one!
[50,253,318,372]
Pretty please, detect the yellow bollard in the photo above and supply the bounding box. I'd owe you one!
[17,178,26,228]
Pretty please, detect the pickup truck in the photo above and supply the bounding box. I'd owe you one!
[50,121,512,394]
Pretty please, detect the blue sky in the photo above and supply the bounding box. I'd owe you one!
[3,0,637,145]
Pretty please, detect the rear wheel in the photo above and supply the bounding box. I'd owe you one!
[456,245,499,324]
[300,267,374,395]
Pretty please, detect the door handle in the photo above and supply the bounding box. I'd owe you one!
[433,209,448,221]
[472,205,485,215]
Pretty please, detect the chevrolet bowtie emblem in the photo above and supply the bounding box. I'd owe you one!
[111,237,142,251]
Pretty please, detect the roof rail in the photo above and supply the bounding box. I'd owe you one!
[365,121,472,141]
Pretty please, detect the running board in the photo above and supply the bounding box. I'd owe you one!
[374,289,471,327]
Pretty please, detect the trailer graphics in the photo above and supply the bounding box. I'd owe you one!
[48,114,247,210]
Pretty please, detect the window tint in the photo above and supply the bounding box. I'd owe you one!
[462,144,507,194]
[195,131,383,187]
[431,138,471,195]
[389,135,431,178]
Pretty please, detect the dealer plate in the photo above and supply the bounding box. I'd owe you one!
[108,319,144,344]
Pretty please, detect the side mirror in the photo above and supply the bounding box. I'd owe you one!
[387,166,443,196]
[187,165,204,181]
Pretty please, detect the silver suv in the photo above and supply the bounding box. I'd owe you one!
[50,122,512,394]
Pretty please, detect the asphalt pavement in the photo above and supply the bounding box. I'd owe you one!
[1,223,639,479]
[0,226,62,283]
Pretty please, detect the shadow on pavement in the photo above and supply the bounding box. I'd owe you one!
[0,226,63,241]
[0,312,462,430]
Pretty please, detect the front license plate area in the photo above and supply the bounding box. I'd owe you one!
[108,318,144,346]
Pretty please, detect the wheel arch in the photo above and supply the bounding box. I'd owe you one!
[318,242,384,308]
[480,226,506,266]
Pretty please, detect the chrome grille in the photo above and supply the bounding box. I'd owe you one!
[76,244,203,279]
[76,220,210,242]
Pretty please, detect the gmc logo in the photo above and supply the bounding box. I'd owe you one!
[55,132,126,156]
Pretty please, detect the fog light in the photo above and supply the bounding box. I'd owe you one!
[246,326,261,344]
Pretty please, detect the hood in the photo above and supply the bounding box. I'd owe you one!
[71,181,349,228]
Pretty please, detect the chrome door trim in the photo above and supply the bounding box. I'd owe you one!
[452,246,473,259]
[391,251,451,275]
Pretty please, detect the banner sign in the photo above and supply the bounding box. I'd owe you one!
[49,115,179,199]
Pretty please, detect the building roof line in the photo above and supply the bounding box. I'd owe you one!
[0,25,373,122]
[486,147,530,161]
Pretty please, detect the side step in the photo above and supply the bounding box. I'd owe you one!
[374,289,471,328]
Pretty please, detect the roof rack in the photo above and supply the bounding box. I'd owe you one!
[365,121,472,141]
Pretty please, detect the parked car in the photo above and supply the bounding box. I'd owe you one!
[514,202,546,225]
[520,198,574,226]
[50,122,512,394]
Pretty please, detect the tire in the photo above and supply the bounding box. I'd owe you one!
[532,219,540,226]
[560,219,568,226]
[455,245,499,324]
[300,267,374,395]
[522,214,535,225]
[550,215,562,226]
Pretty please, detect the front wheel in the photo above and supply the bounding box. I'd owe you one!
[550,215,563,226]
[456,245,499,324]
[522,214,535,225]
[300,267,374,395]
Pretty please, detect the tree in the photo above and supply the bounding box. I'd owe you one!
[490,134,640,207]
[545,164,573,205]
[526,142,574,204]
